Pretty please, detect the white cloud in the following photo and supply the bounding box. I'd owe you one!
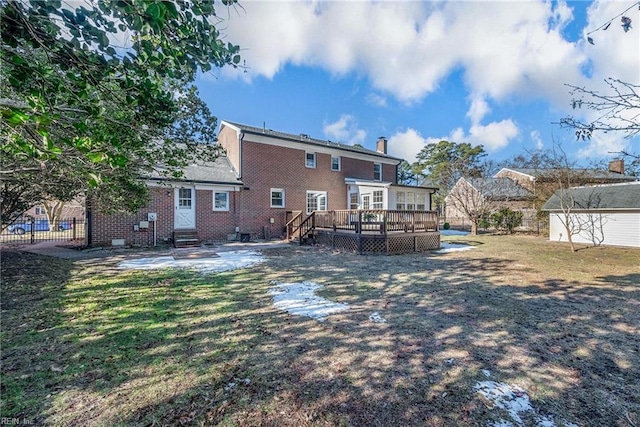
[220,1,587,105]
[531,130,544,150]
[388,128,427,163]
[467,120,520,151]
[366,93,387,108]
[467,96,491,124]
[577,133,631,158]
[323,114,367,145]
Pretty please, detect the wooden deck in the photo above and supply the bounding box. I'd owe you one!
[286,210,440,254]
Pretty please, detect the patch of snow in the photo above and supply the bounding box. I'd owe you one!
[474,381,577,427]
[434,242,476,253]
[268,281,349,322]
[440,229,470,236]
[482,369,492,378]
[368,311,386,323]
[117,250,265,273]
[475,381,532,425]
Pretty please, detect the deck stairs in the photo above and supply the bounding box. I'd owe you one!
[286,212,316,245]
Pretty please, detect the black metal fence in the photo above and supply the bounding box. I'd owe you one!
[0,217,86,245]
[442,217,549,235]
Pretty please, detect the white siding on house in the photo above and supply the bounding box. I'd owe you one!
[549,211,640,248]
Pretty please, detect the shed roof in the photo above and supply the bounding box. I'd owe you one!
[223,120,402,162]
[543,181,640,210]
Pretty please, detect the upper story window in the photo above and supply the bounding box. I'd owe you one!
[213,191,229,211]
[331,156,341,171]
[373,163,382,181]
[271,188,285,208]
[306,152,316,168]
[34,206,46,215]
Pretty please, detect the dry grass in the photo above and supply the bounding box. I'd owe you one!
[1,235,639,426]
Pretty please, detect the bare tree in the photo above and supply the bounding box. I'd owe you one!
[560,78,640,140]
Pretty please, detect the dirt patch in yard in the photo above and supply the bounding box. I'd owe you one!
[1,235,639,426]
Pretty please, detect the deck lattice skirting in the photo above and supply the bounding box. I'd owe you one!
[315,230,440,255]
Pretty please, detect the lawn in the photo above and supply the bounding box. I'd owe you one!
[1,235,639,426]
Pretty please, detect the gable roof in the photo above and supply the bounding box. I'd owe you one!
[222,120,402,162]
[148,156,243,186]
[465,177,533,200]
[543,181,640,211]
[496,167,636,181]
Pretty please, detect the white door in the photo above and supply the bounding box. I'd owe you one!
[174,187,196,229]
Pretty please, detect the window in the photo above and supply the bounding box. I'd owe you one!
[416,193,426,211]
[178,188,192,208]
[373,163,382,181]
[34,206,46,215]
[396,191,405,210]
[306,191,327,213]
[331,156,341,171]
[406,192,415,210]
[349,193,359,210]
[271,188,285,208]
[213,191,229,211]
[362,194,371,210]
[372,190,383,209]
[305,152,316,168]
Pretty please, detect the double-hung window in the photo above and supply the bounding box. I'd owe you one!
[306,152,316,168]
[373,163,382,181]
[331,156,341,171]
[396,191,405,210]
[271,188,285,208]
[213,191,229,211]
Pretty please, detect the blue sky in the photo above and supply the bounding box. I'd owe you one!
[197,0,640,166]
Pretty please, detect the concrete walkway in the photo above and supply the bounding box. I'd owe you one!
[14,239,293,261]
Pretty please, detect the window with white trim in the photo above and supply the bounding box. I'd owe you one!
[305,152,316,168]
[396,191,405,210]
[373,163,382,181]
[416,193,426,211]
[331,156,341,171]
[213,191,229,211]
[35,206,46,215]
[270,188,285,208]
[178,188,192,208]
[372,190,383,209]
[349,193,359,210]
[406,191,415,210]
[306,191,327,213]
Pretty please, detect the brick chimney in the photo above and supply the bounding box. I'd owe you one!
[609,159,624,174]
[376,137,387,154]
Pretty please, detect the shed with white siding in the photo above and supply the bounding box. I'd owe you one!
[543,181,640,248]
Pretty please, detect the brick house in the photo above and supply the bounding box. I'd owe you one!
[91,120,437,247]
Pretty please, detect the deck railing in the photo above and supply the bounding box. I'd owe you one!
[314,210,438,235]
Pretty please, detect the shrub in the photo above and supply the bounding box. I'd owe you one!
[491,208,523,234]
[443,222,450,230]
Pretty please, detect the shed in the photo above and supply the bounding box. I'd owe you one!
[542,181,640,248]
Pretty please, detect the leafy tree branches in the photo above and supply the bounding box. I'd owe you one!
[0,0,241,226]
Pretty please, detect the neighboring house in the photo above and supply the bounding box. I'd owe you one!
[543,181,640,248]
[445,177,534,221]
[91,120,437,247]
[494,160,636,195]
[22,199,85,220]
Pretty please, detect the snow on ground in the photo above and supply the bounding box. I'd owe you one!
[434,242,477,253]
[474,379,577,427]
[117,250,265,273]
[268,281,349,322]
[368,311,386,323]
[440,229,470,236]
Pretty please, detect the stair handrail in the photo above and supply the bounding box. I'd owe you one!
[296,212,316,245]
[285,211,303,240]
